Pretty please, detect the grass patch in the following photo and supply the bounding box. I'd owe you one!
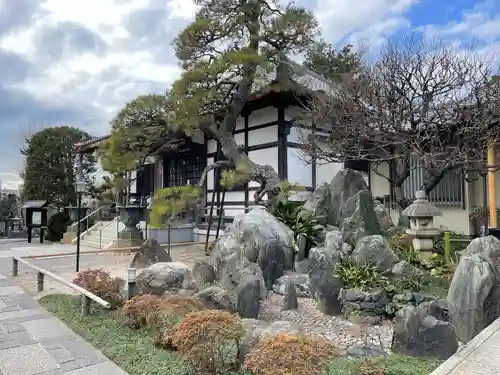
[40,294,443,375]
[39,294,193,375]
[324,356,442,375]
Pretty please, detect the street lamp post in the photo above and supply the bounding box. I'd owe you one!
[74,179,86,272]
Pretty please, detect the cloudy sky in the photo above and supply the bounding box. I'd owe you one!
[0,0,499,188]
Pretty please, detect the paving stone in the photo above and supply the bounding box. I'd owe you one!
[0,279,10,287]
[60,338,107,367]
[0,309,48,322]
[0,286,24,296]
[0,344,60,375]
[43,344,75,363]
[64,362,128,375]
[22,317,74,340]
[0,300,6,310]
[1,322,26,334]
[0,306,20,313]
[0,297,19,307]
[7,295,40,309]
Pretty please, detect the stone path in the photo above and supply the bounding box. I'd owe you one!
[0,273,128,375]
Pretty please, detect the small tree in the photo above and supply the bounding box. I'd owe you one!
[302,35,500,208]
[21,126,97,208]
[103,0,319,218]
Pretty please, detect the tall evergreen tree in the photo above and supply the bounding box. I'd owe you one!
[21,126,97,208]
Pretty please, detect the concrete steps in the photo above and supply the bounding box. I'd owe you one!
[79,220,125,249]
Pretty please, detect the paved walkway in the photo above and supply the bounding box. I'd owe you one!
[0,273,128,375]
[431,317,500,375]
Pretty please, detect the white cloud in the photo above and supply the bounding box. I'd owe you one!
[314,0,419,47]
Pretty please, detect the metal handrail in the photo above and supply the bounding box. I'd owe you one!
[69,206,106,233]
[99,215,120,249]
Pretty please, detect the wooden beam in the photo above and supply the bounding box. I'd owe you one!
[12,256,111,309]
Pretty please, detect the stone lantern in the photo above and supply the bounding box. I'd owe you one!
[401,190,442,259]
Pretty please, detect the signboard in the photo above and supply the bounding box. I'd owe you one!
[32,211,42,226]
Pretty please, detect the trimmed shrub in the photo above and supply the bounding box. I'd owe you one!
[243,333,338,375]
[168,310,244,374]
[72,268,124,308]
[124,294,205,329]
[46,210,71,242]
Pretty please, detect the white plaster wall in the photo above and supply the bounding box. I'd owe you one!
[316,162,344,186]
[207,139,217,154]
[248,107,277,128]
[221,191,246,218]
[248,148,279,187]
[369,163,391,198]
[287,147,312,187]
[287,125,311,143]
[248,125,278,146]
[130,171,137,194]
[206,156,215,190]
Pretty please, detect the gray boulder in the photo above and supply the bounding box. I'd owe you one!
[219,254,266,319]
[193,286,236,312]
[209,207,294,289]
[315,271,344,315]
[324,230,352,259]
[273,273,310,297]
[447,236,500,343]
[350,235,399,273]
[392,303,458,360]
[130,239,171,268]
[137,262,197,295]
[341,190,382,246]
[283,281,299,310]
[391,260,424,279]
[374,201,394,234]
[191,261,217,285]
[308,246,342,298]
[304,169,369,227]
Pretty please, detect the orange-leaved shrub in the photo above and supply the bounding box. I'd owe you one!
[359,359,388,375]
[124,294,205,329]
[72,268,124,308]
[169,309,244,374]
[243,333,338,375]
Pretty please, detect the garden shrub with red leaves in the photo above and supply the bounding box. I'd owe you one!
[243,333,338,375]
[72,268,124,308]
[168,309,244,374]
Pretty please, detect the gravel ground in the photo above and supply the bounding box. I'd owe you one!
[259,291,394,353]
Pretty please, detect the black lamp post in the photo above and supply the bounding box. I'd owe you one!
[74,179,85,272]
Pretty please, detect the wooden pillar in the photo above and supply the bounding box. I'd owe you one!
[488,138,497,227]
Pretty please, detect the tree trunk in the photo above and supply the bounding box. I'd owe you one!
[201,125,281,203]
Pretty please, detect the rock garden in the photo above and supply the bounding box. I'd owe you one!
[40,169,500,375]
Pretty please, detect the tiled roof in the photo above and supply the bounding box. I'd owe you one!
[78,61,331,152]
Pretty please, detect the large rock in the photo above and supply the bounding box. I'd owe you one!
[209,208,294,289]
[374,201,395,234]
[273,273,310,297]
[447,236,500,343]
[392,303,458,360]
[137,262,197,295]
[219,253,266,319]
[191,261,217,284]
[193,286,236,312]
[341,190,382,246]
[303,169,369,227]
[130,239,172,268]
[350,235,400,273]
[324,230,352,260]
[307,245,344,315]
